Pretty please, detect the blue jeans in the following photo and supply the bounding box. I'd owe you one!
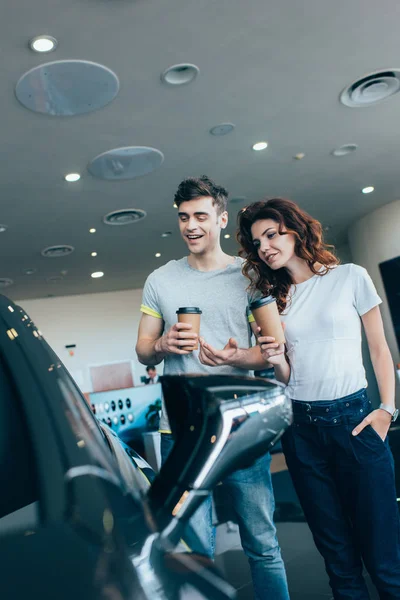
[281,388,400,599]
[161,433,289,600]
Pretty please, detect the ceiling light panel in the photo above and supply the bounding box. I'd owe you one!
[29,35,58,53]
[252,142,268,151]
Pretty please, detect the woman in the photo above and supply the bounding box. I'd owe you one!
[237,198,400,599]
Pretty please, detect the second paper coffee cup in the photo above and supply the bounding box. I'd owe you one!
[176,307,202,350]
[249,297,285,344]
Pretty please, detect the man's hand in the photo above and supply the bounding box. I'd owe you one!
[156,323,198,356]
[199,337,240,367]
[352,408,392,441]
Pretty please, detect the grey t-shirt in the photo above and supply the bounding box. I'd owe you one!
[140,256,254,432]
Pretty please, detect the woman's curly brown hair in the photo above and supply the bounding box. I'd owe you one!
[237,198,339,313]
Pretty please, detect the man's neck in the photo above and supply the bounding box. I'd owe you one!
[187,248,235,272]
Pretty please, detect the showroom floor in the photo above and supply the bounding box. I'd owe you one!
[215,521,379,600]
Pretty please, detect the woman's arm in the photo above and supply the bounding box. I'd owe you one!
[351,306,395,439]
[362,305,396,409]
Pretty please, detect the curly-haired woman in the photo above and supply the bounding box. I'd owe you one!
[237,198,400,599]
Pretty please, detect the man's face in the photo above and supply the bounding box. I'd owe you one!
[148,368,156,379]
[178,196,228,255]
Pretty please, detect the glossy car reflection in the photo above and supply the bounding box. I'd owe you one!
[0,295,293,599]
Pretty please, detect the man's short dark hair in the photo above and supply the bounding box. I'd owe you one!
[174,175,228,214]
[146,365,156,373]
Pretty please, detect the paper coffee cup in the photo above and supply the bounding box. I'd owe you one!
[249,297,285,344]
[176,307,202,350]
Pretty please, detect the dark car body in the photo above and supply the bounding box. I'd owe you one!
[0,295,296,600]
[0,297,237,600]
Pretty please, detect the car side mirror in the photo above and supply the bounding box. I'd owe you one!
[147,374,292,549]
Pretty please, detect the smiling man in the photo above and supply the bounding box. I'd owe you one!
[135,176,289,600]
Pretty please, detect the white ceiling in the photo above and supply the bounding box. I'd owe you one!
[2,0,400,300]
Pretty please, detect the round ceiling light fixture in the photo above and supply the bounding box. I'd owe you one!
[340,70,400,107]
[332,144,358,157]
[161,231,172,238]
[29,35,58,53]
[91,252,97,257]
[155,253,161,258]
[252,141,268,151]
[89,228,96,234]
[103,209,147,226]
[91,271,104,279]
[24,268,36,276]
[362,186,374,194]
[41,245,74,258]
[224,234,231,239]
[161,63,199,86]
[0,224,8,233]
[210,123,235,136]
[65,172,81,182]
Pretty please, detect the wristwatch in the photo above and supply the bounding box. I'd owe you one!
[379,403,399,422]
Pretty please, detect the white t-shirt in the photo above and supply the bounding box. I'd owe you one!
[281,263,382,401]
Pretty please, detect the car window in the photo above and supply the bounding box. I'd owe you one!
[0,354,38,527]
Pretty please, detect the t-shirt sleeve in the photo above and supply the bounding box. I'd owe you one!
[352,264,382,316]
[140,273,162,319]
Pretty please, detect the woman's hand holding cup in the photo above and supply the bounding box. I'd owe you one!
[257,322,286,366]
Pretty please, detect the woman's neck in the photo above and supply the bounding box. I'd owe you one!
[285,256,322,284]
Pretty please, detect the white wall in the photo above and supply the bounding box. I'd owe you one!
[16,288,148,393]
[348,199,400,402]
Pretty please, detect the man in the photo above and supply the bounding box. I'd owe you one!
[145,365,160,384]
[136,176,289,600]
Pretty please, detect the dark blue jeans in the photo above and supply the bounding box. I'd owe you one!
[281,388,400,599]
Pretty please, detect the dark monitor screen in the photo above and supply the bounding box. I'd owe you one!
[379,256,400,353]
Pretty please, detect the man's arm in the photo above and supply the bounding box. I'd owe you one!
[136,313,198,365]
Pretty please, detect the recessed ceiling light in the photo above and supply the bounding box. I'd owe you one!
[362,186,374,194]
[252,142,268,151]
[91,271,104,278]
[89,228,96,234]
[293,153,305,160]
[65,173,81,182]
[155,253,161,258]
[224,234,231,239]
[161,63,199,86]
[0,224,7,233]
[91,252,97,257]
[29,35,58,53]
[173,203,178,209]
[24,268,36,276]
[161,231,172,238]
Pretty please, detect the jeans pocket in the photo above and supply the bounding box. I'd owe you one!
[347,421,388,464]
[366,424,387,444]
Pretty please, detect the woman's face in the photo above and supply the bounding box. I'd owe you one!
[250,218,296,270]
